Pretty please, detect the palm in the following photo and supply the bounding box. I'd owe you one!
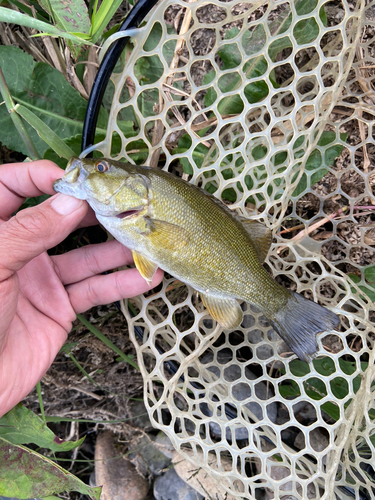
[2,252,74,407]
[0,161,163,416]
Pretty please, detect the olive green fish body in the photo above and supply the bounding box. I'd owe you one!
[102,167,287,313]
[54,158,339,361]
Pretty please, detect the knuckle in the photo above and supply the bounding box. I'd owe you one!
[113,270,126,298]
[12,209,51,241]
[83,246,102,276]
[85,278,101,307]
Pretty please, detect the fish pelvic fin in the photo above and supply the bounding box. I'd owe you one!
[238,218,272,263]
[200,292,243,329]
[271,292,340,362]
[132,251,158,286]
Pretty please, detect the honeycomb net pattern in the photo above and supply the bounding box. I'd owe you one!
[88,0,375,498]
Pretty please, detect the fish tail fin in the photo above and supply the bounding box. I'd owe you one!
[270,292,340,362]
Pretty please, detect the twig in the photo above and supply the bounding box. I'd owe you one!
[277,205,375,252]
[70,386,103,401]
[83,45,99,95]
[42,36,66,74]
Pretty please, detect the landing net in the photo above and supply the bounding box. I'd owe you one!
[86,1,375,498]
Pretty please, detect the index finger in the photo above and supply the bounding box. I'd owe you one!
[0,160,64,220]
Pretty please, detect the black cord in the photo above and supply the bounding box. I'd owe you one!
[81,0,160,153]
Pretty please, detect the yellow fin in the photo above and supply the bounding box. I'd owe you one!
[239,218,272,263]
[132,251,158,286]
[146,218,189,251]
[200,292,243,329]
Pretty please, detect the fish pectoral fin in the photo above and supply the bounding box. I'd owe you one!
[132,251,158,286]
[146,218,189,251]
[239,218,272,263]
[200,292,243,329]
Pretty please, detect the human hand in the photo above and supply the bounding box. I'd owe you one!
[0,160,163,417]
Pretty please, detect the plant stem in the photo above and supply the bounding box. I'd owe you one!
[77,314,140,370]
[36,382,46,422]
[0,67,40,159]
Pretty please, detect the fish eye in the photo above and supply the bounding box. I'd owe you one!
[95,160,110,173]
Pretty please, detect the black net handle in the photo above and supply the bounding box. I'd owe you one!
[81,0,160,153]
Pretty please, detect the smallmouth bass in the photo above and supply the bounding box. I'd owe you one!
[54,157,340,361]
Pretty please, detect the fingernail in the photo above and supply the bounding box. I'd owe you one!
[50,193,83,215]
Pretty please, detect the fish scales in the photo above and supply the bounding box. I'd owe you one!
[145,169,286,310]
[54,158,340,362]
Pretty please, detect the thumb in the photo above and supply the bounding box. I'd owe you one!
[0,193,88,281]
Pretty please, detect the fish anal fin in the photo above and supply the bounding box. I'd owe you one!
[146,219,189,251]
[200,292,243,329]
[239,218,272,263]
[132,251,158,286]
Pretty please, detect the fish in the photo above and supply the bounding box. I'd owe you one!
[54,157,340,362]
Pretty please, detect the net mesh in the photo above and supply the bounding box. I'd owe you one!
[87,0,375,498]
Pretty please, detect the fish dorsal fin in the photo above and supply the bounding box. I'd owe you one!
[146,219,189,251]
[132,251,158,286]
[239,218,272,263]
[200,292,243,329]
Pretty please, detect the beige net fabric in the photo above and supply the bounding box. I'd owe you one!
[87,0,375,498]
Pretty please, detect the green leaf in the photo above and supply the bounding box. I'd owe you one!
[319,4,328,27]
[8,0,39,19]
[321,401,340,421]
[365,266,375,285]
[202,70,216,86]
[217,94,244,115]
[0,437,101,499]
[217,43,242,70]
[137,88,161,118]
[267,5,292,36]
[293,17,320,45]
[330,377,349,399]
[338,358,358,375]
[313,357,336,376]
[44,128,127,168]
[218,72,242,93]
[144,22,163,51]
[38,0,91,58]
[243,56,268,79]
[295,0,318,15]
[268,36,292,61]
[39,1,90,38]
[16,104,75,159]
[0,46,107,157]
[0,404,84,452]
[44,134,82,168]
[90,0,123,44]
[289,359,311,377]
[0,7,91,45]
[348,273,375,302]
[241,24,266,56]
[292,131,345,197]
[244,81,269,104]
[134,54,164,86]
[279,380,301,398]
[303,377,327,400]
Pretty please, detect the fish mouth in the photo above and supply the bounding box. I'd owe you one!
[116,208,144,219]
